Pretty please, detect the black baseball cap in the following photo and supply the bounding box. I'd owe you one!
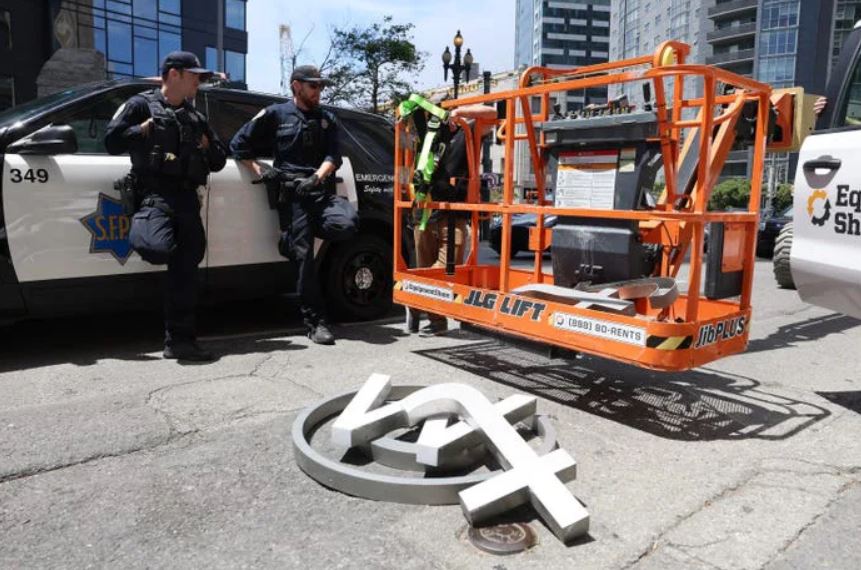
[290,65,330,85]
[161,51,213,78]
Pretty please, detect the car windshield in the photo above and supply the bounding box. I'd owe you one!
[0,84,106,127]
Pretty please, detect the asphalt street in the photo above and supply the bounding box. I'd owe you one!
[1,251,860,569]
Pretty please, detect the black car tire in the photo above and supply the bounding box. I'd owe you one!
[773,222,795,289]
[756,242,773,259]
[323,234,393,321]
[489,241,520,258]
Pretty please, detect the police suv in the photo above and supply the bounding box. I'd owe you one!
[0,80,397,323]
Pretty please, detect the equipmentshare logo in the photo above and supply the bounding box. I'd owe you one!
[808,186,861,236]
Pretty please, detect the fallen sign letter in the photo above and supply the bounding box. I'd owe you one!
[330,374,590,543]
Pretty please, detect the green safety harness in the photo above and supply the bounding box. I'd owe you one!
[398,94,451,231]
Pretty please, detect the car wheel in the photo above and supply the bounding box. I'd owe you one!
[773,222,795,289]
[324,234,393,321]
[490,242,519,258]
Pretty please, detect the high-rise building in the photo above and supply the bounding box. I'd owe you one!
[707,0,835,179]
[609,0,713,104]
[830,1,861,74]
[514,0,612,112]
[0,0,248,112]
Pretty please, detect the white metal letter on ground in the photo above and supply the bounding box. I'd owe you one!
[331,375,590,543]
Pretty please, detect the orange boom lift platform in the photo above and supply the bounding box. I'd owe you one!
[393,42,798,372]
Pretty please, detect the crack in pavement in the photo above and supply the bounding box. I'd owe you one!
[760,479,861,569]
[670,536,732,550]
[0,433,177,486]
[0,404,307,487]
[621,468,762,569]
[625,459,861,570]
[664,545,729,570]
[249,353,279,380]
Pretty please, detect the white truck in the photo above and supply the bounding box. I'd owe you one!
[774,21,861,320]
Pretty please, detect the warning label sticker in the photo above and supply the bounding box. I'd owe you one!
[401,280,455,302]
[550,312,647,347]
[555,149,618,210]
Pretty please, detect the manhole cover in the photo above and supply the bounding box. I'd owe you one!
[467,522,538,555]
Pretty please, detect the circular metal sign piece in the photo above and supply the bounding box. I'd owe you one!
[467,522,538,555]
[291,385,559,505]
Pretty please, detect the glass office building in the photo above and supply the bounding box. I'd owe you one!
[514,0,611,111]
[0,0,248,112]
[609,0,712,106]
[67,0,247,83]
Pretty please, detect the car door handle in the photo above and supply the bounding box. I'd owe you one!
[803,156,842,172]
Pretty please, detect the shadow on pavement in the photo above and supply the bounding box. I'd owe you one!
[816,391,861,415]
[746,313,861,354]
[414,331,830,441]
[334,320,410,345]
[0,298,312,373]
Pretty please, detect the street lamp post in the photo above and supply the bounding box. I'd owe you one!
[440,31,474,274]
[442,30,473,99]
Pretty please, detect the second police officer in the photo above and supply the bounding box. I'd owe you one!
[230,65,358,345]
[105,51,227,361]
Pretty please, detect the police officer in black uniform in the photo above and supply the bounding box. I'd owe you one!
[105,51,227,361]
[230,65,358,345]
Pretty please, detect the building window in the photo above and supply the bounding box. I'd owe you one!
[760,30,797,56]
[134,0,157,20]
[225,49,245,82]
[70,0,183,79]
[134,37,158,76]
[158,31,181,63]
[226,0,246,31]
[0,9,10,50]
[108,20,133,64]
[758,55,795,86]
[0,75,14,112]
[761,1,800,31]
[159,0,180,14]
[206,46,218,71]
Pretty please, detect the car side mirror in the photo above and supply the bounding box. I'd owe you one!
[7,124,78,155]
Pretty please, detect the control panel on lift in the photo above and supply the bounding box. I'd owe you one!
[537,94,663,288]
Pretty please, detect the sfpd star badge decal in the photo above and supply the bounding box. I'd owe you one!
[80,193,133,265]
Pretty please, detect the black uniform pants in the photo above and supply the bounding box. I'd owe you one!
[132,189,206,346]
[281,193,358,323]
[165,201,206,345]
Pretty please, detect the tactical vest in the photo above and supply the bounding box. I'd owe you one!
[141,90,210,186]
[275,102,334,175]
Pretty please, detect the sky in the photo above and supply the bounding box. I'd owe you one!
[246,0,516,96]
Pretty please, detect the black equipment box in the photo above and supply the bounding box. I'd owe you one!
[538,112,662,286]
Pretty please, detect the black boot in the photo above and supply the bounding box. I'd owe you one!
[307,319,335,345]
[164,340,215,361]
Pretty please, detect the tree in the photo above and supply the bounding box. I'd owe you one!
[772,182,793,212]
[709,178,752,211]
[707,178,794,213]
[323,16,424,114]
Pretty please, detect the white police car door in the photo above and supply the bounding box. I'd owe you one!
[2,88,208,283]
